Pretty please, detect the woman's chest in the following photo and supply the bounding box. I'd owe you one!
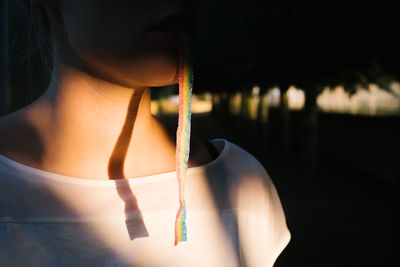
[0,209,242,267]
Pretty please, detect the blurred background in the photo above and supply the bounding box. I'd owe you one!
[1,0,399,266]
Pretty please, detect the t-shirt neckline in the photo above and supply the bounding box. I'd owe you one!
[0,138,230,186]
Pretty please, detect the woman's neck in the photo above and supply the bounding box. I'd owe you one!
[3,60,182,179]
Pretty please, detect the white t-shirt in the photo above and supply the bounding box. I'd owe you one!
[0,138,290,267]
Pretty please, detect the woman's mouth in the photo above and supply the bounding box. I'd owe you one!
[147,10,196,35]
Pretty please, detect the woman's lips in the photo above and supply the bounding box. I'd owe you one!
[147,10,196,35]
[146,31,188,48]
[146,10,195,47]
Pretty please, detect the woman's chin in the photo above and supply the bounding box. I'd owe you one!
[144,76,178,87]
[80,56,179,89]
[112,70,178,89]
[122,58,179,87]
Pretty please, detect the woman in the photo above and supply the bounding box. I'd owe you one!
[0,0,290,266]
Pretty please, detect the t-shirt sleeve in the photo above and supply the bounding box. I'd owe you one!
[234,164,291,267]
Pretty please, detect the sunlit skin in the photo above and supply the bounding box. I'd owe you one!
[0,0,216,180]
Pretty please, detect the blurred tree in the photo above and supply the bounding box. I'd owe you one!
[193,0,399,173]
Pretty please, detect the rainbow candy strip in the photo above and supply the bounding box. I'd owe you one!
[174,43,193,246]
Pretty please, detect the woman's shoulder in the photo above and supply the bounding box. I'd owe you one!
[218,139,270,179]
[0,109,44,169]
[210,139,279,205]
[219,140,291,265]
[0,111,19,155]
